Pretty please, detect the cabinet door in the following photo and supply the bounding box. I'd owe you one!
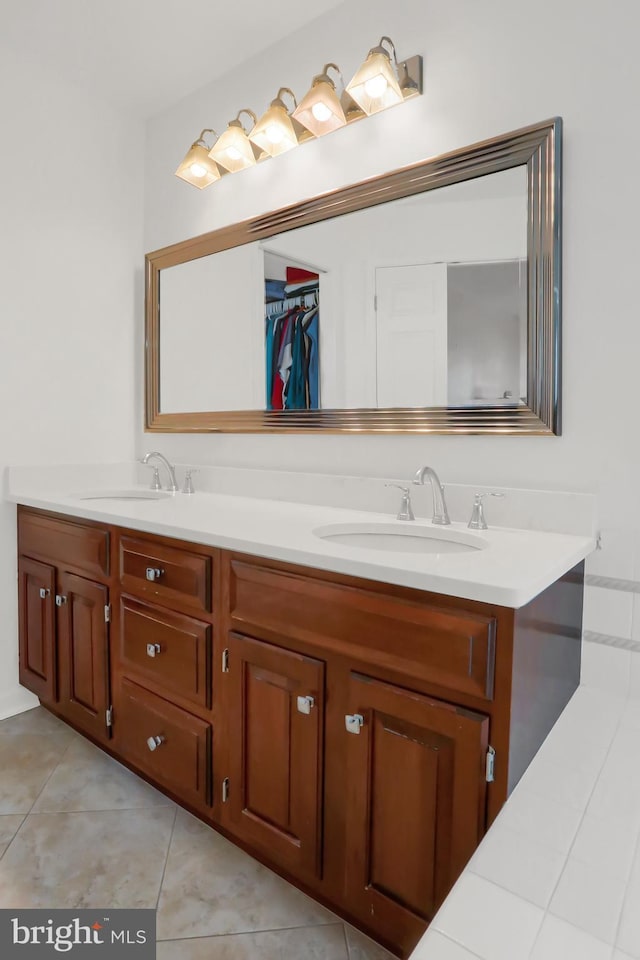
[57,572,111,741]
[225,633,324,880]
[18,557,56,703]
[344,673,489,956]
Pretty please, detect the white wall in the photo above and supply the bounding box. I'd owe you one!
[0,48,144,717]
[142,0,639,640]
[142,0,640,497]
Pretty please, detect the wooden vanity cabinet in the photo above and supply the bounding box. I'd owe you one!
[16,507,584,959]
[17,509,112,743]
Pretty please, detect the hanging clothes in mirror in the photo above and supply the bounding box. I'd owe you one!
[264,272,320,411]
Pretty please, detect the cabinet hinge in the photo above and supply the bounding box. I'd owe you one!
[486,745,496,782]
[104,604,111,623]
[222,777,230,803]
[106,706,113,728]
[374,294,378,311]
[222,648,230,673]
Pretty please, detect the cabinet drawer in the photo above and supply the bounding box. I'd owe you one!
[116,679,211,806]
[229,558,496,701]
[120,598,211,708]
[18,511,109,579]
[120,536,211,615]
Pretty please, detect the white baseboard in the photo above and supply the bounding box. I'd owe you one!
[0,686,39,721]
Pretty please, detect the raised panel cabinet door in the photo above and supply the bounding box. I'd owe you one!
[225,632,325,880]
[57,573,110,741]
[344,674,489,957]
[18,557,56,703]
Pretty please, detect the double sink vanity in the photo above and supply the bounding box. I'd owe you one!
[9,116,585,956]
[9,461,593,958]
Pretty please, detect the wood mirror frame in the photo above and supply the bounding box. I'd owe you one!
[145,118,561,435]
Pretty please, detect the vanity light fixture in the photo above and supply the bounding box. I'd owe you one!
[208,109,258,173]
[292,63,347,137]
[174,38,422,189]
[345,36,404,115]
[174,129,221,188]
[249,87,301,157]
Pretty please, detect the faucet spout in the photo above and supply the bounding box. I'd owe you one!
[142,452,179,493]
[413,466,451,525]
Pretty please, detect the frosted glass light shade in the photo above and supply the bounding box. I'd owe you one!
[209,120,256,173]
[250,100,299,157]
[293,78,346,137]
[175,142,221,189]
[346,48,403,116]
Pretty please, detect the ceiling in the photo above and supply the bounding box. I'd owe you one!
[1,0,346,118]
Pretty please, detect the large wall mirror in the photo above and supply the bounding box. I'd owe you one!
[146,118,561,434]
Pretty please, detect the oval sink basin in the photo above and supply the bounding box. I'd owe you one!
[313,522,486,555]
[71,489,172,502]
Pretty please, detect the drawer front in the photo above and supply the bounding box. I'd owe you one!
[116,679,211,806]
[19,511,109,579]
[120,598,211,708]
[229,558,496,701]
[120,536,211,615]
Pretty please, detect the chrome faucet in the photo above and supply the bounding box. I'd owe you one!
[141,452,179,493]
[413,466,451,525]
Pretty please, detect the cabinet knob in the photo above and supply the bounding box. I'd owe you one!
[39,588,50,599]
[55,595,67,606]
[146,643,162,658]
[147,735,165,752]
[345,713,364,735]
[297,695,315,715]
[145,567,164,582]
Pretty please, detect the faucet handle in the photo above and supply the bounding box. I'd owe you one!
[146,466,162,491]
[468,492,505,530]
[182,469,198,495]
[385,483,415,522]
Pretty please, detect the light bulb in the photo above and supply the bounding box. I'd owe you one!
[266,123,284,144]
[311,101,332,122]
[226,145,242,160]
[364,74,388,99]
[190,162,207,178]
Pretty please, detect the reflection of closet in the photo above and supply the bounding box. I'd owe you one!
[263,252,321,411]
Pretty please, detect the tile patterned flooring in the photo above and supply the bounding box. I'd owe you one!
[0,707,393,959]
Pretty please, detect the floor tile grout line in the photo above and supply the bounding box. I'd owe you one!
[156,921,346,943]
[529,696,631,954]
[23,734,77,818]
[26,803,176,817]
[432,931,483,960]
[443,872,612,951]
[342,922,352,959]
[0,813,28,864]
[155,805,179,913]
[611,792,640,952]
[434,898,545,960]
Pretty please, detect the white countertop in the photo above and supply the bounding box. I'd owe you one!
[7,481,594,608]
